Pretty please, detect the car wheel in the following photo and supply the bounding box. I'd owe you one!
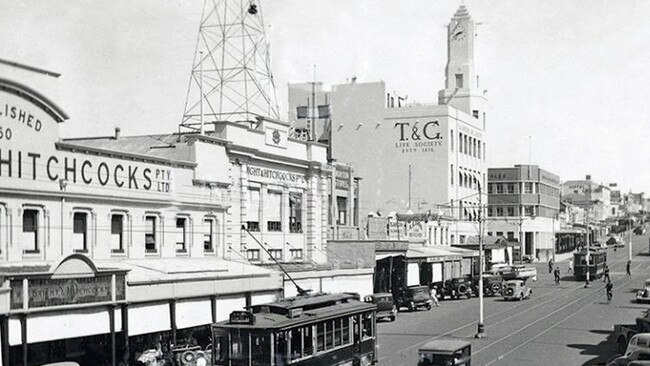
[390,315,396,322]
[408,301,415,312]
[426,303,432,311]
[466,293,471,299]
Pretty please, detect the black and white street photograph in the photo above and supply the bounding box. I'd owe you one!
[1,1,650,365]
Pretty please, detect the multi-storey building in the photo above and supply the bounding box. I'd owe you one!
[288,5,488,244]
[487,165,560,260]
[561,175,613,221]
[0,59,372,366]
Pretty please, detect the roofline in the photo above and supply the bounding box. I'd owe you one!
[0,58,61,78]
[56,141,197,169]
[0,77,68,122]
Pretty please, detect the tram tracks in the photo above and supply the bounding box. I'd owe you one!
[380,245,647,365]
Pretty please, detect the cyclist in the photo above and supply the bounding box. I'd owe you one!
[553,266,561,285]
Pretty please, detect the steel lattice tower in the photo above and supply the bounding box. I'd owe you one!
[180,0,280,132]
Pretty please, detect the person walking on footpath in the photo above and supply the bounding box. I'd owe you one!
[568,258,574,274]
[430,285,440,307]
[548,258,554,274]
[554,266,561,285]
[603,265,610,282]
[626,260,632,276]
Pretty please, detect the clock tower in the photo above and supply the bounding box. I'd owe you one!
[438,5,487,123]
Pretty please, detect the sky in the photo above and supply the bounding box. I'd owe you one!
[2,0,650,193]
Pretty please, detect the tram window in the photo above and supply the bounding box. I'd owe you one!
[316,323,325,352]
[362,312,373,340]
[230,332,249,360]
[303,326,314,356]
[334,318,342,347]
[325,320,334,349]
[342,317,350,344]
[251,334,270,365]
[290,328,302,359]
[213,333,228,362]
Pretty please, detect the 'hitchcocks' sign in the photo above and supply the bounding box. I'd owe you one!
[0,86,173,193]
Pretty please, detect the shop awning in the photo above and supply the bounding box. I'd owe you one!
[406,245,462,261]
[375,253,404,261]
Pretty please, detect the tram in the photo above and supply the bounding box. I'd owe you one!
[211,292,378,366]
[573,248,607,281]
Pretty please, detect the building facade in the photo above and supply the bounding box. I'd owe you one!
[0,59,371,365]
[288,5,488,244]
[561,175,614,221]
[487,165,560,260]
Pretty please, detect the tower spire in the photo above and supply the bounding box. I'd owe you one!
[180,0,280,133]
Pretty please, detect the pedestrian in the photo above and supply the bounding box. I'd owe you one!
[626,260,632,276]
[548,258,554,274]
[430,285,440,307]
[606,280,613,304]
[568,258,573,273]
[554,266,561,285]
[603,265,610,282]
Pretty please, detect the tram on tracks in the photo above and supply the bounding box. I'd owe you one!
[211,292,378,366]
[573,248,607,281]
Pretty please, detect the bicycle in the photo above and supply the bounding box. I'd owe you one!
[607,289,613,304]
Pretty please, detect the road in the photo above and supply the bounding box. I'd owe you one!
[376,233,650,366]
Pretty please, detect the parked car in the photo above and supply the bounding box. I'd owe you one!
[502,279,532,301]
[635,227,647,236]
[395,285,433,312]
[417,339,471,366]
[440,277,472,300]
[608,333,650,365]
[364,293,397,321]
[469,274,504,297]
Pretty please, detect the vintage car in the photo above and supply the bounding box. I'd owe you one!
[395,285,433,312]
[608,333,650,365]
[364,293,397,321]
[637,281,650,303]
[417,339,471,366]
[635,227,647,236]
[469,274,504,297]
[440,277,473,300]
[502,279,532,301]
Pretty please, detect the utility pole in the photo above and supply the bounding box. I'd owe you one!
[475,185,485,338]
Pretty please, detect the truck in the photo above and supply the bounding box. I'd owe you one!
[614,309,650,353]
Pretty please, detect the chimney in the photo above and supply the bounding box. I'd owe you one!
[114,127,121,139]
[585,174,591,180]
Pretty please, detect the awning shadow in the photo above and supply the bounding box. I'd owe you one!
[566,328,620,365]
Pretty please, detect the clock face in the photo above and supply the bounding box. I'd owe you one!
[451,24,466,41]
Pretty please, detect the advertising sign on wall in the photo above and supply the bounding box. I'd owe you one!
[393,120,444,154]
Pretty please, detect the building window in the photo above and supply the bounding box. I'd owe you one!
[496,207,504,216]
[247,249,260,261]
[455,73,463,89]
[478,141,482,159]
[73,212,88,253]
[464,135,468,154]
[268,249,283,261]
[290,249,303,261]
[337,196,348,225]
[487,207,493,217]
[525,182,533,194]
[487,183,492,194]
[525,206,535,216]
[145,215,157,253]
[507,232,515,240]
[22,209,39,254]
[451,165,454,185]
[289,193,303,233]
[458,132,463,153]
[496,184,503,194]
[266,191,282,232]
[450,130,454,151]
[176,217,187,253]
[111,214,124,253]
[204,218,215,253]
[247,188,260,231]
[459,235,466,244]
[507,183,515,194]
[507,207,515,216]
[496,231,503,237]
[472,110,479,119]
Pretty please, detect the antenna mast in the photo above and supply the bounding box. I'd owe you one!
[180,0,281,132]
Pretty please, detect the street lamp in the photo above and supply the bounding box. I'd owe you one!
[584,208,591,288]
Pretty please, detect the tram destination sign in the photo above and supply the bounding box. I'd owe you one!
[229,310,256,325]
